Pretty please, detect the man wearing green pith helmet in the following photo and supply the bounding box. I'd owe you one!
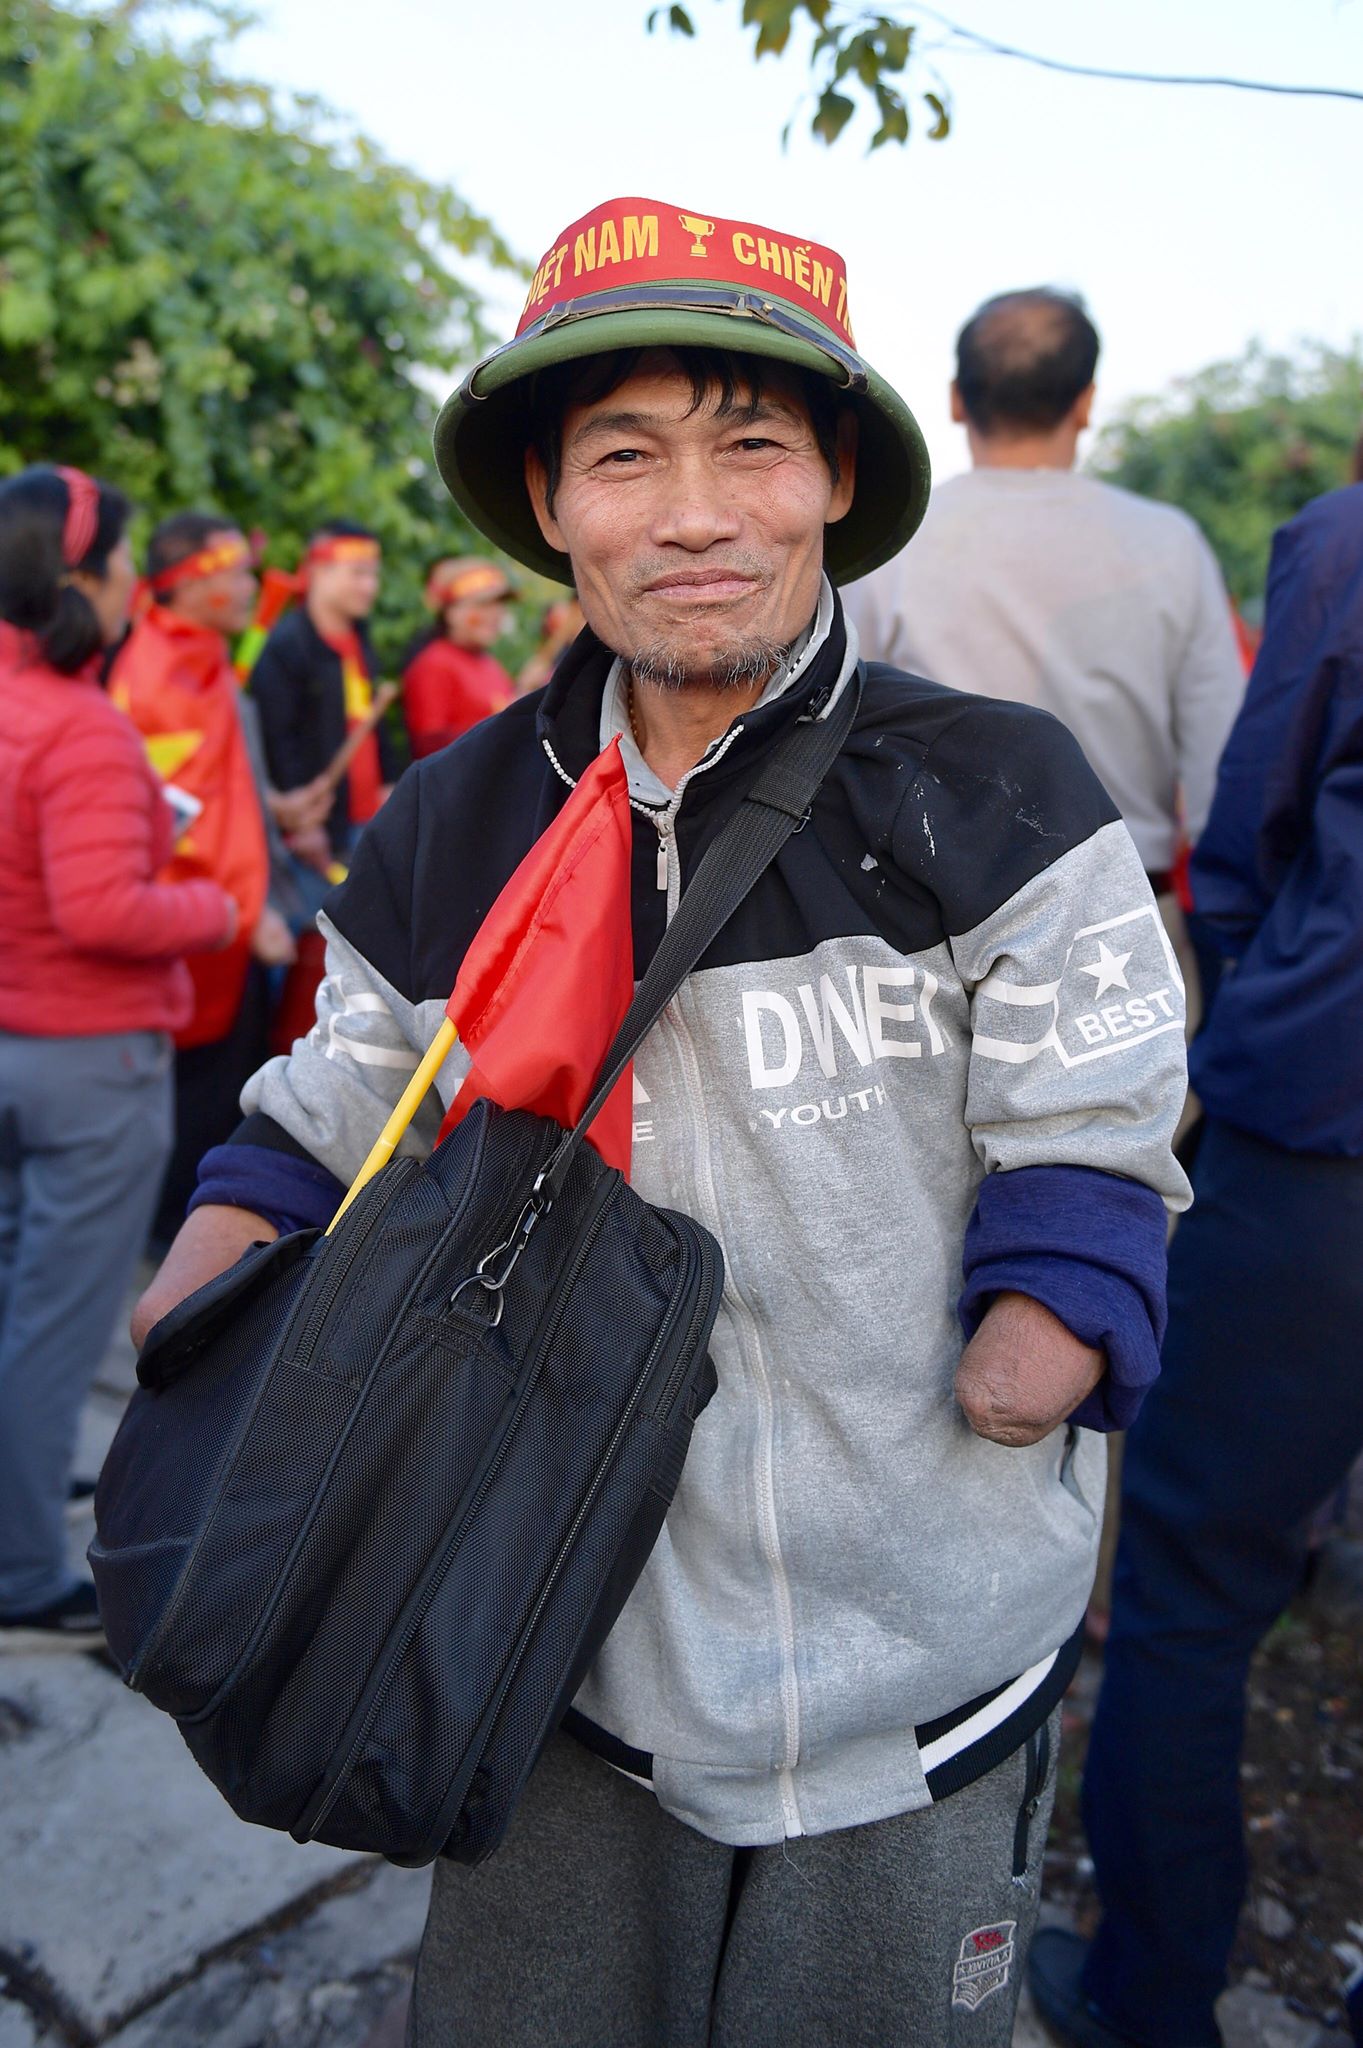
[142,196,1190,2044]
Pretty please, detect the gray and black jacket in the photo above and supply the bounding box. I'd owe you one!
[201,584,1190,1847]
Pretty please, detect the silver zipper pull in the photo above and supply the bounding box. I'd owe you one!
[656,834,669,891]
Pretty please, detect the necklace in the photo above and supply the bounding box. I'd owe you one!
[625,676,646,754]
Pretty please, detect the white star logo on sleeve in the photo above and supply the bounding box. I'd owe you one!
[972,905,1185,1068]
[1079,940,1133,998]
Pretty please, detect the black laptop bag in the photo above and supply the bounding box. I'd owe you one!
[89,673,859,1867]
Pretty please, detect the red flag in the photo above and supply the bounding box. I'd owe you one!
[436,738,635,1173]
[111,606,270,1050]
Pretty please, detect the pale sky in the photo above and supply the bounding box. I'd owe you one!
[225,0,1362,486]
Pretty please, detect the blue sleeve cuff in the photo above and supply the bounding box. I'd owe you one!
[189,1142,346,1237]
[958,1165,1169,1433]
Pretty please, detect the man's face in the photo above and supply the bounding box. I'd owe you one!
[525,354,855,690]
[169,531,257,637]
[445,593,511,651]
[311,552,381,621]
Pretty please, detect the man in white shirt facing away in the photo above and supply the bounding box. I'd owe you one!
[846,288,1246,895]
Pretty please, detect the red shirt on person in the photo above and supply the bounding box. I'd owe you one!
[402,638,514,759]
[0,623,231,1038]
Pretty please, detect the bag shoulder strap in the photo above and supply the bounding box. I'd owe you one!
[538,663,863,1202]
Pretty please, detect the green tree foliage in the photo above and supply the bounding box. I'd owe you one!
[1088,343,1363,608]
[648,4,1358,153]
[648,1,950,150]
[0,0,522,649]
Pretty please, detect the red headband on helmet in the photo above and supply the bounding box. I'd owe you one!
[56,467,100,569]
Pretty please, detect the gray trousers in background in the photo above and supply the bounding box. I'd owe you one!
[0,1029,173,1614]
[409,1713,1059,2048]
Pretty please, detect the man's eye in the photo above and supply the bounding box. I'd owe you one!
[601,448,645,465]
[733,437,780,453]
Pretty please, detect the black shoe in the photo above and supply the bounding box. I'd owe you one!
[0,1581,105,1653]
[66,1476,99,1523]
[1028,1930,1152,2048]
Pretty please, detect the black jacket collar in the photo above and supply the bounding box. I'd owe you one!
[535,590,850,800]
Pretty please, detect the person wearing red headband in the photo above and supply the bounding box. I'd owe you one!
[249,520,398,876]
[0,467,235,1651]
[401,556,517,758]
[111,514,297,1244]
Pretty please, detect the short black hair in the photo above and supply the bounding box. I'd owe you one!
[146,510,236,584]
[0,466,130,674]
[310,518,378,546]
[955,289,1100,436]
[528,346,843,517]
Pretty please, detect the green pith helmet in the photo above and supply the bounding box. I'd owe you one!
[433,197,930,587]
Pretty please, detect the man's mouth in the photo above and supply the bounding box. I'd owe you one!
[640,569,761,605]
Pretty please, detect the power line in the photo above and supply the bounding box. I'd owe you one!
[913,7,1363,104]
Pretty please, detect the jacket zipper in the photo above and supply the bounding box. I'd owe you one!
[665,990,805,1836]
[300,1168,621,1840]
[416,1218,717,1862]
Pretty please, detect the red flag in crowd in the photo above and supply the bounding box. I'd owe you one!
[436,738,635,1174]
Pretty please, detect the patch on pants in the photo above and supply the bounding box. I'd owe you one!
[951,1921,1016,2011]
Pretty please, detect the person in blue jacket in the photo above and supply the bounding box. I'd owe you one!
[1030,479,1363,2047]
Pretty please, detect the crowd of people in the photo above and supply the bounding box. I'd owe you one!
[0,498,545,1642]
[0,191,1359,2048]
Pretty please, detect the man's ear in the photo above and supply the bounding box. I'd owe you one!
[825,408,859,527]
[1073,382,1096,433]
[949,381,967,426]
[524,447,568,553]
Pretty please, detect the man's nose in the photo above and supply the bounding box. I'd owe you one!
[647,454,742,551]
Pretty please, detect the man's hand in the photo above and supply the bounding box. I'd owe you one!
[131,1205,279,1349]
[955,1292,1104,1447]
[250,904,297,967]
[269,777,332,836]
[285,823,334,876]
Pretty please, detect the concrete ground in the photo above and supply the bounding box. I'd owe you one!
[0,1288,1340,2048]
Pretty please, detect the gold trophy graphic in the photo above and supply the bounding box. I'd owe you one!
[678,213,717,259]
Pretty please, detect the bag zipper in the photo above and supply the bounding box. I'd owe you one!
[283,1155,422,1368]
[651,1219,718,1422]
[127,1153,422,1692]
[413,1218,717,1862]
[160,1112,505,1712]
[298,1166,621,1841]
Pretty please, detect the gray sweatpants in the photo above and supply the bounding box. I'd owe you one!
[0,1029,173,1614]
[409,1713,1060,2047]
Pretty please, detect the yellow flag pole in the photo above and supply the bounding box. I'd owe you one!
[325,1017,460,1234]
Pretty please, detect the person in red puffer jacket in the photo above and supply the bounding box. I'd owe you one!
[0,466,235,1653]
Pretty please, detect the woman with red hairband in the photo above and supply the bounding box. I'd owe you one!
[0,465,236,1652]
[401,556,517,759]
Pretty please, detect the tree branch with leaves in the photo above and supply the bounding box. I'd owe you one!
[647,0,950,149]
[0,0,524,646]
[648,0,1362,149]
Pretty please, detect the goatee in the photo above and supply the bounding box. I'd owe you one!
[629,635,791,694]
